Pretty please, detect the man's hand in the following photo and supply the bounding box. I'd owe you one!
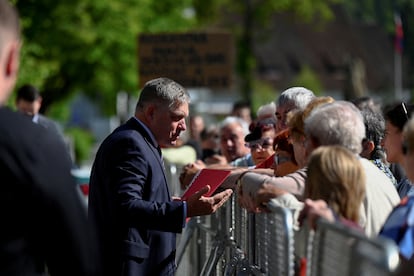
[186,185,233,217]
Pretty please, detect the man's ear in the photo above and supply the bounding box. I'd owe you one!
[361,140,375,158]
[5,41,20,78]
[144,104,156,121]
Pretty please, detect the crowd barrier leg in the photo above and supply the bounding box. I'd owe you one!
[176,217,200,267]
[199,232,231,276]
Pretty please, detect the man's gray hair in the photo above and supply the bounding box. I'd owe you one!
[219,116,250,136]
[136,77,190,111]
[304,101,365,154]
[277,87,315,110]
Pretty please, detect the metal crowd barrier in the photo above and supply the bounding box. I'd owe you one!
[176,192,296,275]
[169,165,400,276]
[305,218,400,276]
[176,193,401,276]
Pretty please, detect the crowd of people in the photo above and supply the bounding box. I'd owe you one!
[177,91,414,274]
[3,0,414,275]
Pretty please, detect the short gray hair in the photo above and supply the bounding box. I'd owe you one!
[277,87,315,110]
[304,101,365,154]
[136,77,190,111]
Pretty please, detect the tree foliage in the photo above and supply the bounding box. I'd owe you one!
[14,0,341,117]
[14,0,196,115]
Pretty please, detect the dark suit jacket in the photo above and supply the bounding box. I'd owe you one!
[89,117,185,276]
[0,107,100,276]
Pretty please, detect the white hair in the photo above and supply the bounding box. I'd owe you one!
[277,87,315,110]
[304,101,365,154]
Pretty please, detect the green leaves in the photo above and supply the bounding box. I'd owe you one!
[14,0,197,114]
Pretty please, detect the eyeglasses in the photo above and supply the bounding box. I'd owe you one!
[245,138,273,150]
[274,154,292,165]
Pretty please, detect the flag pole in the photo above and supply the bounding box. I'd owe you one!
[394,12,403,101]
[395,48,402,100]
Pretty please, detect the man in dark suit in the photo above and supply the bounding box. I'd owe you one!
[0,1,100,275]
[88,77,233,275]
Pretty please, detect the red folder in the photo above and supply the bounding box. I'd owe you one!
[181,168,232,200]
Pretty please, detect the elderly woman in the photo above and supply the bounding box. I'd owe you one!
[244,119,276,167]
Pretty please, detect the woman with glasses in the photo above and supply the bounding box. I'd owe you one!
[383,102,414,198]
[244,121,276,167]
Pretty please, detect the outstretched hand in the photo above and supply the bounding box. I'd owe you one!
[185,185,233,217]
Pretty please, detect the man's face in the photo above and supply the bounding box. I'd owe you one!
[16,98,41,117]
[220,122,249,162]
[152,102,188,147]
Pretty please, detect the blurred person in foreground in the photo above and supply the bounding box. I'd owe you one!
[88,77,233,276]
[0,1,100,275]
